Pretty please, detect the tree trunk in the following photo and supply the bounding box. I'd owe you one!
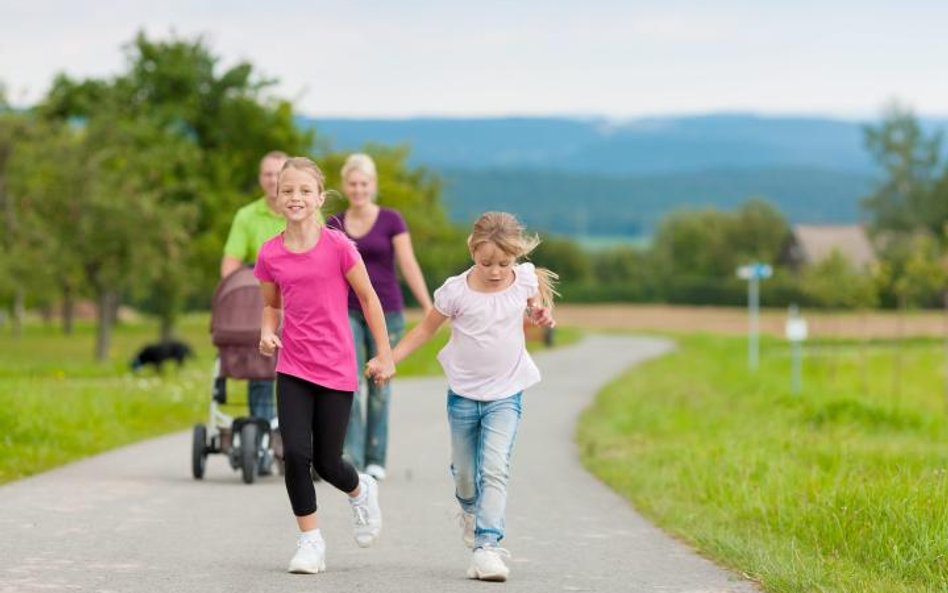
[95,290,119,362]
[40,304,53,327]
[12,286,24,338]
[110,293,121,327]
[62,283,74,335]
[160,315,174,343]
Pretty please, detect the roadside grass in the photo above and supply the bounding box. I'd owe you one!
[0,313,578,484]
[578,333,948,593]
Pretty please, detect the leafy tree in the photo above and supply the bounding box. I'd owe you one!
[863,102,944,235]
[28,110,200,359]
[37,32,314,341]
[799,250,878,310]
[652,208,733,278]
[893,233,946,308]
[4,116,86,334]
[730,198,792,261]
[652,198,789,279]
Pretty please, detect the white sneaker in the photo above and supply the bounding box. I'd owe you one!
[365,463,387,481]
[458,511,475,548]
[349,474,382,547]
[288,535,326,574]
[467,545,511,582]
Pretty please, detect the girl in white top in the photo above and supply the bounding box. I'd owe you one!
[367,211,557,582]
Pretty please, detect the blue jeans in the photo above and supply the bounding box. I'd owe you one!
[447,390,522,548]
[248,379,275,421]
[344,310,406,470]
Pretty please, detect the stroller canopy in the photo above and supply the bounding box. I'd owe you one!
[211,267,266,346]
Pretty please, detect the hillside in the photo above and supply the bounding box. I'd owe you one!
[302,113,943,236]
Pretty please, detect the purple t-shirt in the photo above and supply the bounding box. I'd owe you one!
[253,228,362,391]
[327,208,408,312]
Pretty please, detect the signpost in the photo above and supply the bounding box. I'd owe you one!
[785,304,808,394]
[737,262,772,371]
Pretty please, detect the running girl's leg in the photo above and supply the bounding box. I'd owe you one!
[277,373,319,518]
[310,385,360,492]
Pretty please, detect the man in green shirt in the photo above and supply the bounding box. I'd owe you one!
[222,151,288,277]
[220,151,287,429]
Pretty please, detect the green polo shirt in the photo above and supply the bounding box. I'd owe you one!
[223,197,286,264]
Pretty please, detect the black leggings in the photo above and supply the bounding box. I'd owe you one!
[277,373,360,516]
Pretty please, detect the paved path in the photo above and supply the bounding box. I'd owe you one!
[0,335,758,593]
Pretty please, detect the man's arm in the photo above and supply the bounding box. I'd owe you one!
[221,255,243,278]
[221,209,249,278]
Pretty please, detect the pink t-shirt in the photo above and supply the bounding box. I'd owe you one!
[433,262,541,401]
[254,228,362,391]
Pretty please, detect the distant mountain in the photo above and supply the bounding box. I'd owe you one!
[299,114,946,237]
[439,166,873,237]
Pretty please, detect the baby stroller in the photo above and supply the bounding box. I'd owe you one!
[192,267,282,484]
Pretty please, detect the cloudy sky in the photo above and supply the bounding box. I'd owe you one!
[2,0,946,118]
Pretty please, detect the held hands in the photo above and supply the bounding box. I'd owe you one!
[527,305,556,328]
[364,355,396,386]
[259,331,283,357]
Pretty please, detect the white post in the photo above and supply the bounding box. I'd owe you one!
[737,262,772,372]
[786,304,808,395]
[749,275,760,371]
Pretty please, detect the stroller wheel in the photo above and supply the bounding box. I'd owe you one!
[192,424,208,480]
[239,423,259,485]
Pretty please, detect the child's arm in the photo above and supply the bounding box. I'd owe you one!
[346,261,396,384]
[394,307,448,364]
[259,282,283,356]
[526,294,556,328]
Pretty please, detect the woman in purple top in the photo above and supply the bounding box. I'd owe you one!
[328,153,433,480]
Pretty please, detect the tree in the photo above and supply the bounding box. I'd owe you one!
[24,110,200,360]
[38,32,314,343]
[3,116,85,335]
[799,250,878,310]
[0,95,67,336]
[652,198,789,279]
[862,102,944,235]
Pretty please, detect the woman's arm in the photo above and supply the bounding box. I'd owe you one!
[259,282,283,356]
[393,232,433,313]
[346,261,395,383]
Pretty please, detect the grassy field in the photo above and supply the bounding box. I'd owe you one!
[578,333,948,593]
[0,312,577,484]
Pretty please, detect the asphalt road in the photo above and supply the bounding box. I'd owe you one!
[0,335,758,593]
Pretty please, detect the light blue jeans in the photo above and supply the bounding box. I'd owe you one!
[344,310,406,470]
[447,390,523,549]
[248,379,275,421]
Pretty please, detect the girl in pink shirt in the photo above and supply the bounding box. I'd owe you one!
[254,157,395,575]
[367,211,557,582]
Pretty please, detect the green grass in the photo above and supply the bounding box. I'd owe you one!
[0,313,580,484]
[578,334,948,593]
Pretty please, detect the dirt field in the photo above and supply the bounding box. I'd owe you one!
[410,304,946,339]
[553,304,946,339]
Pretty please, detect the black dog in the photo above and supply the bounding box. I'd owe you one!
[130,340,194,372]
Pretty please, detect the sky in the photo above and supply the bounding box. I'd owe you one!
[2,0,947,119]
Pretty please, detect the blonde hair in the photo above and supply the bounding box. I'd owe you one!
[341,153,378,181]
[279,156,326,193]
[467,211,559,309]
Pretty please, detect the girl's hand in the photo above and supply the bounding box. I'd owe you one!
[527,305,556,328]
[259,331,283,357]
[365,356,396,385]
